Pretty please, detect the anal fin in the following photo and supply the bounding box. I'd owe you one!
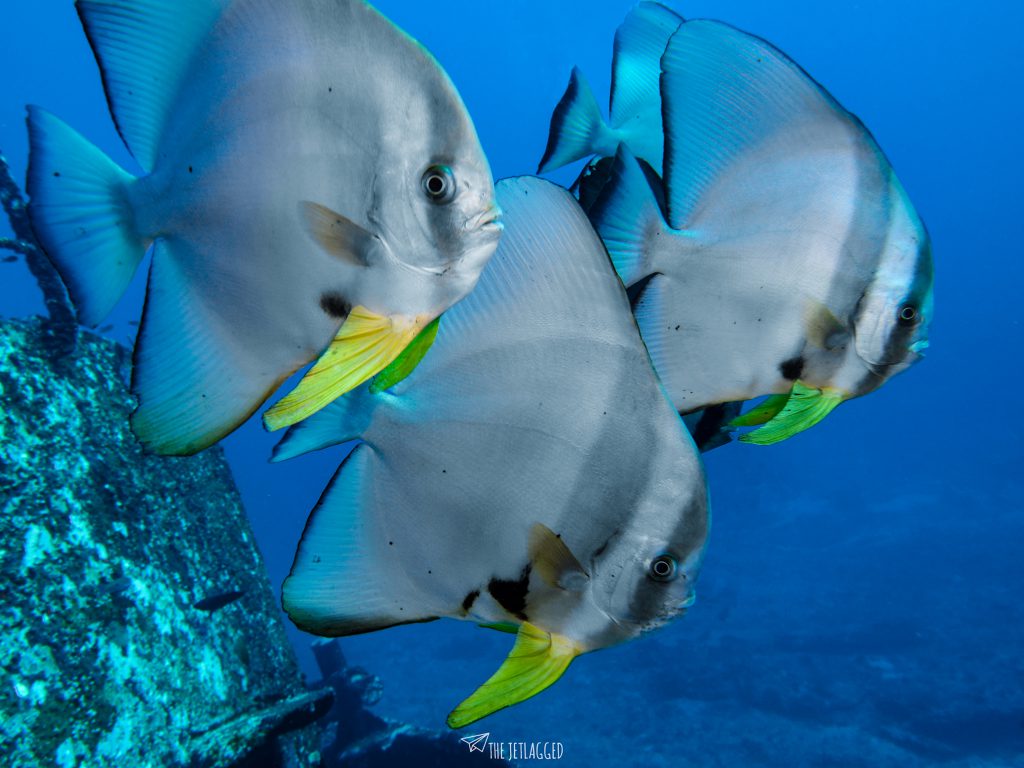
[131,240,293,455]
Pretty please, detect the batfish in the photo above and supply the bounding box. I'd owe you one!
[27,0,501,454]
[274,177,709,727]
[588,20,933,444]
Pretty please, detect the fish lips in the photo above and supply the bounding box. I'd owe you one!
[466,204,504,236]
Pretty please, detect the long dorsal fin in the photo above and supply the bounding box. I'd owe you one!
[661,19,874,231]
[608,1,683,173]
[77,0,226,171]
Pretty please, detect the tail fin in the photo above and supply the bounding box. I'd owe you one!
[26,106,145,326]
[537,67,618,174]
[589,145,670,286]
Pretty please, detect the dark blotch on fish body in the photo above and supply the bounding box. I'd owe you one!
[319,292,351,320]
[487,566,532,621]
[627,272,662,311]
[461,590,480,614]
[193,590,245,612]
[779,356,805,381]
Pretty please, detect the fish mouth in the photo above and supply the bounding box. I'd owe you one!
[467,204,504,235]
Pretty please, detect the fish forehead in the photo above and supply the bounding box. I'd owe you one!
[156,0,483,221]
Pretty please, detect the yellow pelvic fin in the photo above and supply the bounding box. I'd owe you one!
[264,307,429,431]
[528,523,589,590]
[477,621,521,635]
[447,622,581,729]
[369,315,441,394]
[729,394,792,428]
[739,381,846,446]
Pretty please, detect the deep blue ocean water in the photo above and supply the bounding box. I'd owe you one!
[2,1,1021,765]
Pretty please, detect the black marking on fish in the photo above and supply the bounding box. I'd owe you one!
[689,403,742,452]
[461,590,480,614]
[779,356,805,381]
[488,566,532,621]
[593,529,619,559]
[193,590,245,612]
[319,292,350,320]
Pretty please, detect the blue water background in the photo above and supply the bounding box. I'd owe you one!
[2,1,1022,764]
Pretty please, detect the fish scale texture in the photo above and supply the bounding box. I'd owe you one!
[0,318,323,768]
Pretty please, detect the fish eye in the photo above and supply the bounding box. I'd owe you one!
[422,165,456,204]
[898,304,919,325]
[648,554,678,583]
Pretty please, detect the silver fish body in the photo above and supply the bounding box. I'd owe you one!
[586,18,934,442]
[28,0,499,454]
[274,177,709,721]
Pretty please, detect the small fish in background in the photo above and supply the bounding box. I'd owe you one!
[538,2,682,176]
[93,575,132,597]
[193,590,246,613]
[98,324,114,334]
[273,178,709,728]
[2,255,18,263]
[26,0,501,456]
[549,8,933,445]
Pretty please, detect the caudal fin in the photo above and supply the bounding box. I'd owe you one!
[26,106,144,326]
[537,68,618,174]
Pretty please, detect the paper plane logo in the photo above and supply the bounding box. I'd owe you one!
[460,732,490,753]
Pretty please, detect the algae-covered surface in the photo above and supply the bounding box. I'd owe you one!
[0,318,321,767]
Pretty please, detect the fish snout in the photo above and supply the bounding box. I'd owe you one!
[467,204,504,235]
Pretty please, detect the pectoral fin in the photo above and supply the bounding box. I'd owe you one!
[804,300,850,351]
[739,381,846,445]
[528,523,589,591]
[301,201,382,267]
[730,394,791,428]
[447,622,581,728]
[369,316,441,394]
[264,307,429,431]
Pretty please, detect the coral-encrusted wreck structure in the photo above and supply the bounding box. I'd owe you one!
[0,317,330,767]
[0,154,506,767]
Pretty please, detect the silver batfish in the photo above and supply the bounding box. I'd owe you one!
[589,19,934,444]
[274,177,709,727]
[27,0,501,454]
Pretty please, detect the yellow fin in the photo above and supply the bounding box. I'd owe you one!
[264,307,428,431]
[528,523,589,590]
[729,394,791,427]
[739,381,846,445]
[447,622,581,728]
[369,316,441,394]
